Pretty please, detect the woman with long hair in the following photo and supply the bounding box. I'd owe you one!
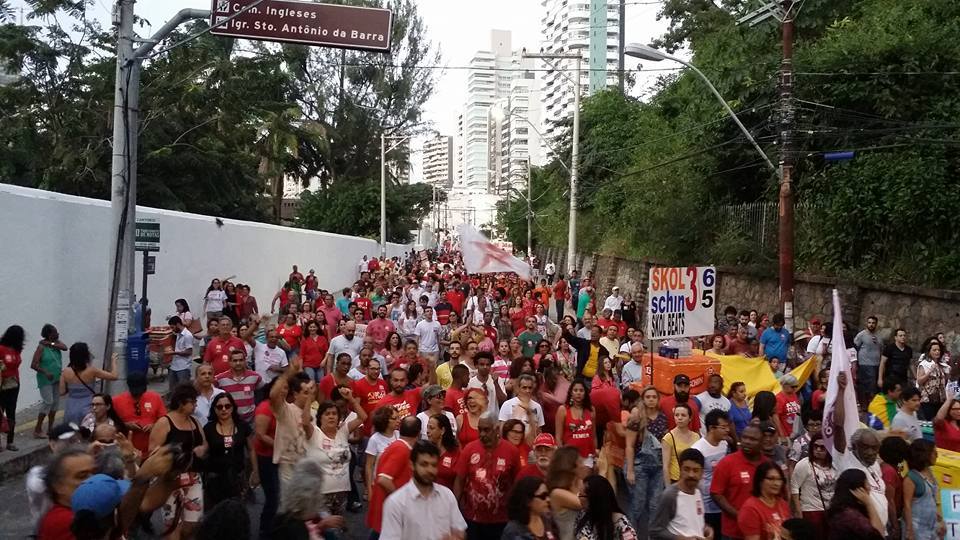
[533,339,553,368]
[737,461,791,540]
[223,281,239,326]
[398,300,420,341]
[826,469,885,540]
[364,406,399,496]
[502,476,561,540]
[456,388,487,447]
[439,310,459,360]
[298,301,314,327]
[175,299,194,328]
[503,418,535,468]
[556,379,597,460]
[509,295,527,334]
[31,323,66,438]
[934,388,960,452]
[277,313,303,354]
[0,325,25,450]
[555,336,578,383]
[574,474,637,540]
[496,305,513,344]
[591,356,618,391]
[917,338,949,420]
[307,391,366,518]
[538,360,571,437]
[707,334,726,356]
[80,394,127,435]
[624,385,665,534]
[903,439,945,540]
[426,413,460,489]
[547,446,583,540]
[507,356,537,396]
[150,383,208,539]
[661,402,700,485]
[60,343,119,426]
[299,320,328,383]
[789,432,836,536]
[204,392,251,508]
[728,382,752,438]
[752,390,777,423]
[203,278,227,320]
[381,331,404,370]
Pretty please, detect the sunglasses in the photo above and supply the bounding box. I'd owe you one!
[215,404,234,411]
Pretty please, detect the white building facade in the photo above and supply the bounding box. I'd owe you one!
[422,135,453,189]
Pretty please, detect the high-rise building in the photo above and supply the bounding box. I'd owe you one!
[488,73,544,195]
[422,135,453,189]
[539,0,620,144]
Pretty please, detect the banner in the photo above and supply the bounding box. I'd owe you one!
[705,352,817,398]
[822,289,859,455]
[646,266,716,340]
[458,225,531,279]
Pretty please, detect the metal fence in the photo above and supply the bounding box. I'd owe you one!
[717,201,820,250]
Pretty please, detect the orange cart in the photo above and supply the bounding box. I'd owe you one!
[629,354,722,396]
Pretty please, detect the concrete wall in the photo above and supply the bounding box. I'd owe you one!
[535,245,960,353]
[0,184,409,411]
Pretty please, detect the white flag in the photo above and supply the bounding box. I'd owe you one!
[458,225,531,279]
[822,289,859,456]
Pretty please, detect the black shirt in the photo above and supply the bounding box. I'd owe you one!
[882,343,913,382]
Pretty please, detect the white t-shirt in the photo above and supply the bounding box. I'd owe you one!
[205,289,227,312]
[417,410,457,439]
[254,342,289,383]
[329,334,364,369]
[415,319,441,353]
[892,409,923,441]
[690,438,728,514]
[497,397,545,430]
[694,391,731,435]
[365,430,400,470]
[172,327,196,372]
[668,488,706,538]
[834,450,888,529]
[790,458,837,512]
[308,411,357,494]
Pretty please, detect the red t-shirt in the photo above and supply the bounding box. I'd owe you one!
[203,336,247,375]
[445,387,467,417]
[353,377,387,436]
[299,335,329,369]
[437,448,460,490]
[737,496,791,540]
[455,439,521,524]
[775,392,801,437]
[516,462,546,481]
[936,419,960,453]
[590,382,622,432]
[366,318,396,350]
[277,324,302,351]
[112,391,167,455]
[379,388,423,420]
[38,504,74,540]
[318,305,343,340]
[710,451,768,539]
[355,297,373,321]
[881,462,903,513]
[0,345,21,381]
[811,389,826,411]
[447,290,465,316]
[552,280,567,300]
[660,395,701,432]
[252,400,277,457]
[367,439,413,532]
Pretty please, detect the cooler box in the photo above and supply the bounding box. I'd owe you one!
[636,354,722,396]
[126,332,150,375]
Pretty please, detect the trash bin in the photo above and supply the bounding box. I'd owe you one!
[126,332,149,376]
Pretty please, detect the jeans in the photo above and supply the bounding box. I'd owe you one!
[0,385,19,444]
[856,364,879,405]
[629,458,664,533]
[38,384,60,415]
[168,368,191,392]
[555,299,565,321]
[257,455,280,540]
[303,366,323,383]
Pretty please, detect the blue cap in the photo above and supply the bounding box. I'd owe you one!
[71,474,131,518]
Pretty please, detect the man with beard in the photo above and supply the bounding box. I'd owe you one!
[454,413,521,539]
[380,367,425,420]
[380,440,467,540]
[710,424,767,540]
[650,448,713,540]
[326,320,363,372]
[367,305,397,351]
[516,433,556,480]
[660,374,702,432]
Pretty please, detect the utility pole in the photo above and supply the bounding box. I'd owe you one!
[618,0,626,94]
[380,134,387,258]
[778,0,796,331]
[521,52,581,274]
[526,157,532,260]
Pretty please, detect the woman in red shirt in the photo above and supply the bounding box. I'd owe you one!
[555,379,597,459]
[502,419,533,467]
[277,313,303,352]
[0,325,25,451]
[299,320,328,383]
[457,388,487,447]
[426,413,460,489]
[738,462,792,540]
[934,393,960,452]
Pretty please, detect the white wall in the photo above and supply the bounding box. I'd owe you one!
[0,184,409,411]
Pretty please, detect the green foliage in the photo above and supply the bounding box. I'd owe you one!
[502,0,960,288]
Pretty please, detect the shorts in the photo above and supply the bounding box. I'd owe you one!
[162,473,204,526]
[38,384,60,415]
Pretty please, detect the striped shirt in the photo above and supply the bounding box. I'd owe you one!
[215,370,262,422]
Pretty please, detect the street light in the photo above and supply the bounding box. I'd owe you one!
[624,44,776,173]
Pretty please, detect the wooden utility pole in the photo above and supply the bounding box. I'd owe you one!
[778,0,796,330]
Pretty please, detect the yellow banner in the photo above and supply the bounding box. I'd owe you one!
[703,352,817,397]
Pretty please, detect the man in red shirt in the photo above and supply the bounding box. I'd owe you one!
[481,310,498,343]
[366,305,396,350]
[725,324,756,357]
[446,286,465,319]
[355,288,374,321]
[660,374,702,432]
[444,364,470,417]
[112,372,167,455]
[252,393,279,538]
[454,413,521,537]
[517,433,556,480]
[304,269,318,301]
[317,293,343,341]
[710,424,767,540]
[352,358,387,437]
[202,316,247,374]
[366,416,421,534]
[379,367,424,419]
[552,277,568,320]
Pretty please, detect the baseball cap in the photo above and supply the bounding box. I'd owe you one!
[71,474,131,519]
[422,385,445,400]
[673,374,690,385]
[780,374,799,387]
[533,433,557,448]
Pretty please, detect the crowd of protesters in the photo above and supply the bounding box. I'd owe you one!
[1,246,956,540]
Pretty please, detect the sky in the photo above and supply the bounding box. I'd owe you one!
[11,0,675,177]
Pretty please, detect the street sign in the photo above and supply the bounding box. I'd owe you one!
[135,219,160,252]
[145,255,156,275]
[209,0,393,53]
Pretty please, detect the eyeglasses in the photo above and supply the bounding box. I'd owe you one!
[215,404,234,411]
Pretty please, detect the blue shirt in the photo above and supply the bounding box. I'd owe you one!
[336,297,351,315]
[759,326,791,362]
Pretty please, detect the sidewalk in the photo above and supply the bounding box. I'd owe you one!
[0,377,169,482]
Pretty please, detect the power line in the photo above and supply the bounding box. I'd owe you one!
[796,70,960,76]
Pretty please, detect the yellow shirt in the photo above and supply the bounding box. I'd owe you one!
[664,430,701,481]
[582,345,600,378]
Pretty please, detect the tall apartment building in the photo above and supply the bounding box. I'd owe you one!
[488,73,544,195]
[422,135,453,189]
[539,0,621,144]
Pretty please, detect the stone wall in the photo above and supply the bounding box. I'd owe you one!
[535,246,960,353]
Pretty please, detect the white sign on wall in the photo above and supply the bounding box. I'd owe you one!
[646,266,716,340]
[943,489,960,539]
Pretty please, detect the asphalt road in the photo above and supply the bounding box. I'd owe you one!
[0,471,372,540]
